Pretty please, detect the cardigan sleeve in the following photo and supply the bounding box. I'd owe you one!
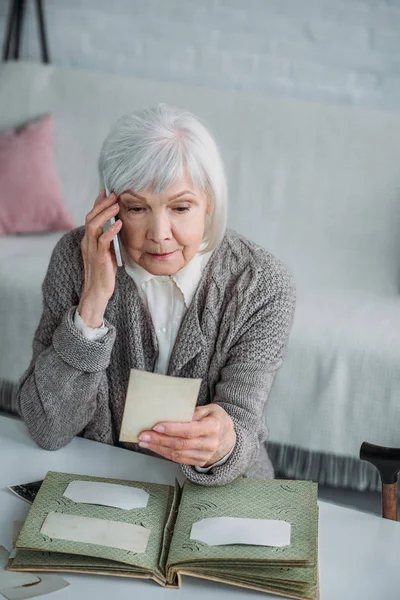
[181,258,296,486]
[17,230,117,451]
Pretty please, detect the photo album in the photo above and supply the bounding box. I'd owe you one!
[7,471,319,600]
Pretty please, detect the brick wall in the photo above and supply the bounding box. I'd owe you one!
[1,0,400,110]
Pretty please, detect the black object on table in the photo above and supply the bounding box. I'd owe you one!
[8,479,43,504]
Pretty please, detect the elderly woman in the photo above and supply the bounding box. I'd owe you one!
[17,104,296,487]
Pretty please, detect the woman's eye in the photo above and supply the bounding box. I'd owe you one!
[174,206,190,213]
[128,207,145,213]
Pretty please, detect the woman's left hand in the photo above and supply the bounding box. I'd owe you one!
[138,404,236,467]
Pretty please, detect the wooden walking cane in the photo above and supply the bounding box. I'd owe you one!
[360,441,400,521]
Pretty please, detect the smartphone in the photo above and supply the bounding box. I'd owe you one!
[102,182,123,267]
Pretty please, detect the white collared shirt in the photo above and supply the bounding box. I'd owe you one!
[74,244,234,472]
[121,244,212,375]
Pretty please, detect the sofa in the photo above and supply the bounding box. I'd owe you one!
[1,61,399,491]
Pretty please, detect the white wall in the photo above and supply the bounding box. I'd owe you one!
[1,0,400,110]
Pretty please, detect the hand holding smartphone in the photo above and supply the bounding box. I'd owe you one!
[102,182,123,267]
[79,183,124,327]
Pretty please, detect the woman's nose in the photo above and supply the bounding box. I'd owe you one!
[147,214,172,242]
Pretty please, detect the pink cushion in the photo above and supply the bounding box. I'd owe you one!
[0,114,75,235]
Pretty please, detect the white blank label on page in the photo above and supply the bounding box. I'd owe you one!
[190,517,291,547]
[40,512,150,553]
[63,480,149,510]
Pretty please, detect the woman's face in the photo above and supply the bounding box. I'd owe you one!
[118,171,212,275]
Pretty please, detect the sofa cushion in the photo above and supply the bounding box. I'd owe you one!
[0,114,75,235]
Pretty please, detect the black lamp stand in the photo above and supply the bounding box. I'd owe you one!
[3,0,49,63]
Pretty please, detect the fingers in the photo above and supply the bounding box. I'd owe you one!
[139,442,213,467]
[139,431,216,453]
[192,405,215,421]
[85,189,117,229]
[85,191,113,229]
[92,188,116,215]
[138,405,233,467]
[86,200,120,241]
[97,218,122,255]
[79,189,121,304]
[152,413,221,439]
[138,414,220,467]
[83,200,120,261]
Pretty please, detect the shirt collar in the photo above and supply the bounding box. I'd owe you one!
[121,243,213,308]
[172,251,213,307]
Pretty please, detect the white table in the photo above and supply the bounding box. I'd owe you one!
[1,415,400,600]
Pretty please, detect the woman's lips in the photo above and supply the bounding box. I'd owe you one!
[148,250,177,261]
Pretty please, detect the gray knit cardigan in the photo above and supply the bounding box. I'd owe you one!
[16,226,296,486]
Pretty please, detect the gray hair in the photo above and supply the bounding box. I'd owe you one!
[98,103,228,253]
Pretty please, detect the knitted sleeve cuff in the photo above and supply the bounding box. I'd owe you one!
[53,306,116,373]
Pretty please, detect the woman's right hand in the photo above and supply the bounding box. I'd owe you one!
[78,189,123,328]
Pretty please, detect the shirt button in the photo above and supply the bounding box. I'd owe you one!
[159,326,167,334]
